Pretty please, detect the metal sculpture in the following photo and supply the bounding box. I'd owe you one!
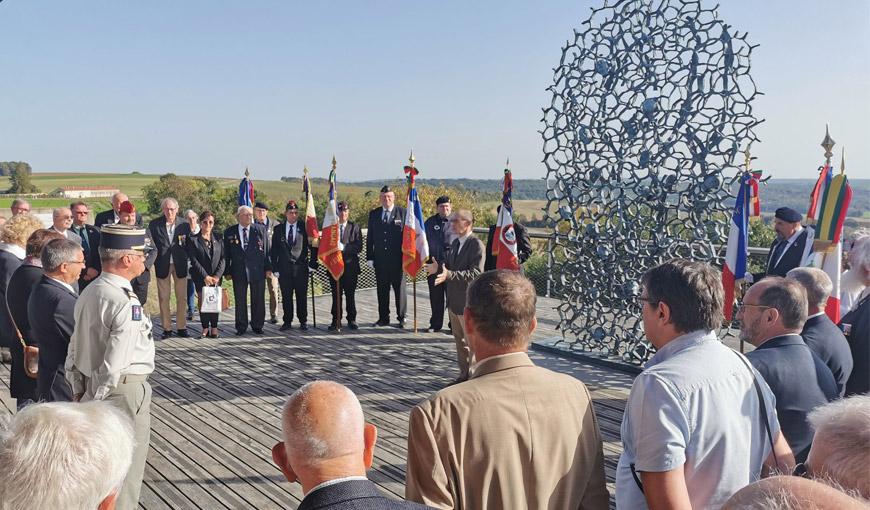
[541,0,761,365]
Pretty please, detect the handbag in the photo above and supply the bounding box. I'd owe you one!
[10,318,38,379]
[200,285,223,313]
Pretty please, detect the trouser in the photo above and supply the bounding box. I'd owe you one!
[266,273,279,319]
[427,273,446,330]
[278,270,308,325]
[449,309,471,379]
[105,376,151,510]
[38,366,73,402]
[233,276,265,332]
[186,279,196,316]
[329,270,358,323]
[375,263,407,322]
[156,264,187,331]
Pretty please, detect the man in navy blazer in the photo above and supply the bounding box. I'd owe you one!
[788,267,854,397]
[739,277,838,463]
[29,238,81,402]
[271,200,313,331]
[750,207,810,283]
[366,186,407,328]
[271,381,429,510]
[224,205,272,335]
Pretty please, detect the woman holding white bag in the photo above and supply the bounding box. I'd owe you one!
[186,210,225,338]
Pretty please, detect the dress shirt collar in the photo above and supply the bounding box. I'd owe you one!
[383,206,394,214]
[645,329,717,369]
[285,221,297,238]
[806,311,826,319]
[753,333,805,350]
[113,212,120,224]
[306,476,368,497]
[47,275,75,294]
[456,231,473,249]
[0,243,26,259]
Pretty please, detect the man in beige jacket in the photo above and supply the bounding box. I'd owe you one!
[405,270,609,509]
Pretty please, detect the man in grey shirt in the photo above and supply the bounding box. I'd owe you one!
[616,259,794,510]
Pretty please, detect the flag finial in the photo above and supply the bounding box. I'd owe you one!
[506,158,510,169]
[244,166,250,178]
[840,146,846,175]
[409,149,415,168]
[743,145,752,172]
[821,124,836,166]
[303,165,309,176]
[332,155,337,171]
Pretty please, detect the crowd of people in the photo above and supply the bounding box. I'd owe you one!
[0,195,867,509]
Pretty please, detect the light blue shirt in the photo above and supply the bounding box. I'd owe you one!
[616,330,780,510]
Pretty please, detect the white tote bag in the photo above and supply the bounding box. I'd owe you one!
[200,286,222,313]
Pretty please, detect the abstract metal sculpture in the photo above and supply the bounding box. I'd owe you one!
[541,0,761,365]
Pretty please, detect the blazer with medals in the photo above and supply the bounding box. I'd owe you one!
[29,275,77,401]
[366,206,406,266]
[186,232,225,289]
[147,216,191,279]
[753,229,810,281]
[271,220,311,277]
[224,223,271,282]
[444,235,486,316]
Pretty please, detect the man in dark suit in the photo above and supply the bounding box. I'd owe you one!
[271,381,429,510]
[225,205,272,335]
[787,267,854,397]
[254,201,280,324]
[271,200,312,331]
[120,201,157,305]
[484,206,533,271]
[94,192,143,229]
[148,197,192,338]
[739,277,838,463]
[366,186,407,327]
[70,201,101,290]
[328,201,363,331]
[30,238,81,402]
[423,196,451,332]
[750,207,810,282]
[425,210,485,382]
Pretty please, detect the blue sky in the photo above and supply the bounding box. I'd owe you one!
[1,0,867,181]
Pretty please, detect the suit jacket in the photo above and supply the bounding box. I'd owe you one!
[484,222,533,271]
[271,220,311,277]
[746,334,839,462]
[340,222,363,275]
[841,294,869,396]
[299,479,430,510]
[0,249,23,348]
[48,226,82,245]
[406,352,609,510]
[186,232,225,289]
[444,236,485,315]
[224,223,271,282]
[148,216,191,279]
[94,209,143,229]
[753,229,810,281]
[30,276,77,401]
[424,214,451,263]
[801,313,854,397]
[366,206,406,266]
[70,223,102,278]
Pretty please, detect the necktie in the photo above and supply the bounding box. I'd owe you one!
[242,227,249,249]
[76,226,90,254]
[289,225,296,245]
[382,210,389,223]
[340,224,345,241]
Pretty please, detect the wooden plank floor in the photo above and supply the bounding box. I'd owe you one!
[1,286,632,509]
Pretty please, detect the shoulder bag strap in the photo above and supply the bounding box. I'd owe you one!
[732,350,781,471]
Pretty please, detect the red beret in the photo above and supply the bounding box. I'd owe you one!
[119,200,136,214]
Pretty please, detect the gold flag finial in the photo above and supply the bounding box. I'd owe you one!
[743,145,752,172]
[332,155,337,171]
[244,166,250,178]
[506,157,511,169]
[303,165,309,176]
[409,149,416,168]
[840,146,846,175]
[821,124,835,166]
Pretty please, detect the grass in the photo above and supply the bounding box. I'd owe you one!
[0,172,159,197]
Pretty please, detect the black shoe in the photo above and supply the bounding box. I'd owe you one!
[372,319,390,327]
[176,329,189,338]
[328,324,339,331]
[299,323,308,331]
[395,319,406,329]
[348,321,359,330]
[429,327,442,333]
[442,329,454,336]
[279,323,292,331]
[186,312,194,321]
[236,329,246,336]
[252,328,264,334]
[269,317,278,324]
[162,331,173,339]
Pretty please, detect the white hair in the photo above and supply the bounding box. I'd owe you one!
[11,198,29,209]
[850,236,870,273]
[52,207,70,219]
[237,205,253,216]
[281,381,364,462]
[807,395,870,498]
[160,197,178,209]
[787,267,833,309]
[99,246,140,264]
[184,209,198,218]
[0,401,134,510]
[42,238,83,272]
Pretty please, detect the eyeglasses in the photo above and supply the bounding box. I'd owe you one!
[636,296,659,307]
[67,259,86,266]
[738,303,772,313]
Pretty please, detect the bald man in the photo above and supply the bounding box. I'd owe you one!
[723,476,867,510]
[272,381,430,510]
[94,192,142,228]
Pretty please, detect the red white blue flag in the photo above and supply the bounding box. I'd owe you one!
[723,172,751,321]
[402,165,429,277]
[318,169,344,280]
[302,169,320,243]
[238,167,254,207]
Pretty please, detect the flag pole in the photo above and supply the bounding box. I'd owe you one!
[738,146,753,353]
[334,157,342,332]
[410,150,419,333]
[304,165,318,329]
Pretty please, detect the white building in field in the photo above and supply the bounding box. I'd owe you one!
[52,186,120,199]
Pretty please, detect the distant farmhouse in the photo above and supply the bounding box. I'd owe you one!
[51,185,120,199]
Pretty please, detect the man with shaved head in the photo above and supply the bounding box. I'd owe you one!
[272,381,429,509]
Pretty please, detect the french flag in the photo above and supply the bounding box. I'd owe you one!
[318,169,344,280]
[402,166,429,277]
[723,173,751,321]
[302,169,320,243]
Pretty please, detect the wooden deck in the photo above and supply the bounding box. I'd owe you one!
[1,286,632,509]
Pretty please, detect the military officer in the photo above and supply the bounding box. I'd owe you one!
[65,224,155,510]
[424,195,451,332]
[366,185,407,327]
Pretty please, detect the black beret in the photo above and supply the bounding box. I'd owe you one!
[775,207,801,223]
[100,224,146,251]
[337,201,349,211]
[436,195,451,205]
[285,200,299,211]
[380,185,392,193]
[254,201,269,211]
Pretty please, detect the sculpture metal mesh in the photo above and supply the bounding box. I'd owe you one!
[542,0,761,365]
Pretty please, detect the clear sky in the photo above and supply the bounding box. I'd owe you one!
[1,0,867,181]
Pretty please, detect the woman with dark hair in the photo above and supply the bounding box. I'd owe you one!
[186,211,225,338]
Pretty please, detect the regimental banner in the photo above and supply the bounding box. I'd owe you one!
[303,169,320,245]
[495,168,519,270]
[318,169,344,280]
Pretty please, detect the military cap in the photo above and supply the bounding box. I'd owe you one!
[436,195,451,205]
[100,224,146,251]
[380,185,392,193]
[285,200,299,211]
[254,201,269,211]
[775,207,801,223]
[337,200,350,211]
[119,200,136,214]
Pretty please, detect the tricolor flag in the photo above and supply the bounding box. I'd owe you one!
[494,168,520,271]
[402,164,429,277]
[302,168,320,244]
[748,170,763,217]
[318,169,344,280]
[238,168,254,207]
[723,172,751,321]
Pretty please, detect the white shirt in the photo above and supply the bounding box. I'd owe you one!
[0,243,25,260]
[616,330,779,510]
[238,224,251,249]
[65,272,155,401]
[285,221,298,244]
[165,221,176,265]
[456,231,473,252]
[48,275,76,294]
[840,269,868,316]
[306,476,368,497]
[113,212,120,224]
[773,227,804,267]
